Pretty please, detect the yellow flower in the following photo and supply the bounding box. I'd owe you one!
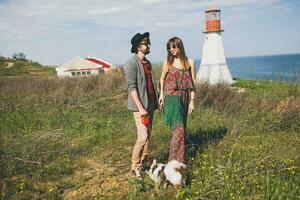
[287,166,297,174]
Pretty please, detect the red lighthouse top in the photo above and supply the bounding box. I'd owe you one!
[204,5,223,33]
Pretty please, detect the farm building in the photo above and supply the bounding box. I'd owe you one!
[86,57,112,73]
[56,56,114,77]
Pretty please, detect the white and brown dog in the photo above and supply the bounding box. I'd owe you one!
[146,159,165,188]
[147,159,186,188]
[164,160,186,186]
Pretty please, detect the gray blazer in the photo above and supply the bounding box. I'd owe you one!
[124,54,158,112]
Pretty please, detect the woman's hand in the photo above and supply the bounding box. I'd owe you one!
[158,95,164,110]
[188,100,195,115]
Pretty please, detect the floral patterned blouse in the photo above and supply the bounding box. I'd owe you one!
[164,66,195,96]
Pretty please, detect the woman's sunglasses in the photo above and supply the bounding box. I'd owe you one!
[167,44,178,50]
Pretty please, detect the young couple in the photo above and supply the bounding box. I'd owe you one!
[125,32,196,179]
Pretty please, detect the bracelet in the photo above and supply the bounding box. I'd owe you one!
[190,99,194,101]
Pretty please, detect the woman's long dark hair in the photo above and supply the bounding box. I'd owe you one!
[166,37,189,70]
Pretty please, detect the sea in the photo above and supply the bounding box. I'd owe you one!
[194,54,300,82]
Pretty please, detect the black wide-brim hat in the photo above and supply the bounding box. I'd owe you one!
[130,32,150,53]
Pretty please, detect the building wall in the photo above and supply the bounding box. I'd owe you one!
[196,32,234,84]
[56,68,71,77]
[56,68,104,77]
[201,32,226,65]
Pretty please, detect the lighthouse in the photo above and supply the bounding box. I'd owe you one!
[196,5,234,85]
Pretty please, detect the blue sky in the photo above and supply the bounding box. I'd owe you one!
[0,0,299,65]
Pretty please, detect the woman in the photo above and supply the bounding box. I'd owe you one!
[159,37,196,163]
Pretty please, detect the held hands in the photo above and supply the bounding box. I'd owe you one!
[188,100,195,115]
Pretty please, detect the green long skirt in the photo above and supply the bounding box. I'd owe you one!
[163,95,185,130]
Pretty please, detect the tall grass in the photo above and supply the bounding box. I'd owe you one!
[0,59,55,76]
[180,80,300,199]
[0,73,130,199]
[0,71,299,199]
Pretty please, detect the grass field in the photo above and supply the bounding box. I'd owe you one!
[0,69,299,199]
[0,57,55,77]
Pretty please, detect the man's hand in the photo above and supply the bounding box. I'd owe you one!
[139,107,148,116]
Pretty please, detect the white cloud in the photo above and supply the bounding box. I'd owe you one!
[1,0,280,33]
[0,0,295,65]
[140,0,170,4]
[210,0,280,7]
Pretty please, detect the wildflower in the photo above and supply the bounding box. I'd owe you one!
[287,166,297,175]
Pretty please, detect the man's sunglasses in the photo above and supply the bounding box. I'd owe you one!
[140,42,151,47]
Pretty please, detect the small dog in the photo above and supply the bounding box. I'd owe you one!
[146,159,165,188]
[147,159,186,188]
[164,160,186,187]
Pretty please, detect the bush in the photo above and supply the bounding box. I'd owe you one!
[12,53,27,61]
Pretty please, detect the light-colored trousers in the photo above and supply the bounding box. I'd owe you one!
[131,109,154,170]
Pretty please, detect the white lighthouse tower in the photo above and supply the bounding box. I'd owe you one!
[196,5,234,85]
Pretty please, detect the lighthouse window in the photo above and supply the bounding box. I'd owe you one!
[212,12,219,20]
[207,11,220,21]
[208,13,213,20]
[206,13,211,20]
[212,12,216,19]
[216,12,220,19]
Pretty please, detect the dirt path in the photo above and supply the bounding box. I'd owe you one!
[62,155,132,198]
[6,62,14,68]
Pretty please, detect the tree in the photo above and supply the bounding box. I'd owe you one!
[0,53,5,61]
[12,52,27,61]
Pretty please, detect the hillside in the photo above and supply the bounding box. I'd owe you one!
[0,72,299,199]
[0,57,56,76]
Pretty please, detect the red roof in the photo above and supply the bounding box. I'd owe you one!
[85,58,111,68]
[65,68,101,72]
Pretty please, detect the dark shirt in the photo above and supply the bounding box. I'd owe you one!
[142,59,154,104]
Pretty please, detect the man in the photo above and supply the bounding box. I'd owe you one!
[125,32,159,179]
